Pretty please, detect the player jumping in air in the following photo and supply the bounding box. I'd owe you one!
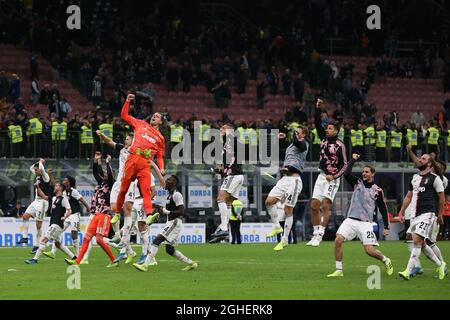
[308,99,348,247]
[327,153,393,277]
[210,123,244,241]
[65,152,117,267]
[398,154,447,280]
[111,94,166,249]
[265,125,309,251]
[19,159,53,253]
[133,175,198,272]
[25,182,77,264]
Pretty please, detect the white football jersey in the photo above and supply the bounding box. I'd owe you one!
[116,147,130,182]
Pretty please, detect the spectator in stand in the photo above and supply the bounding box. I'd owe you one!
[282,68,292,96]
[181,61,193,92]
[50,84,61,101]
[267,66,279,95]
[9,74,20,103]
[39,84,51,105]
[291,100,308,124]
[236,64,248,94]
[166,62,179,92]
[0,71,9,99]
[333,104,345,123]
[256,78,268,110]
[92,75,103,106]
[360,33,369,57]
[60,98,72,119]
[293,73,305,102]
[80,62,93,98]
[31,78,40,106]
[211,79,231,109]
[30,53,39,80]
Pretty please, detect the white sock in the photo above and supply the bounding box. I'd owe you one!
[83,239,93,260]
[33,242,46,260]
[422,245,442,267]
[173,250,193,265]
[127,244,134,255]
[144,244,159,266]
[73,237,80,256]
[313,225,319,236]
[430,244,444,263]
[218,202,229,231]
[381,255,387,263]
[112,222,120,235]
[318,225,325,236]
[407,240,422,268]
[336,261,343,271]
[406,246,422,274]
[22,220,29,238]
[267,205,281,229]
[51,242,57,255]
[282,215,293,243]
[120,216,132,244]
[36,228,42,243]
[140,230,149,256]
[59,243,75,258]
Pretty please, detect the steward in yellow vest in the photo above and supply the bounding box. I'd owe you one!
[375,125,387,162]
[8,123,23,157]
[427,122,440,155]
[390,126,403,162]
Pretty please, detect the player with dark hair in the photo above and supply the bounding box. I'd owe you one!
[398,154,447,280]
[327,153,393,277]
[43,175,90,258]
[133,175,198,272]
[210,123,245,241]
[111,94,166,250]
[18,159,53,253]
[308,99,349,247]
[65,152,117,267]
[25,182,77,264]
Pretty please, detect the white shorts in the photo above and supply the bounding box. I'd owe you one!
[25,199,49,221]
[337,218,379,246]
[312,172,340,202]
[407,212,437,240]
[160,218,182,245]
[45,224,64,242]
[110,180,136,204]
[268,175,303,208]
[428,219,440,244]
[220,175,244,199]
[64,212,81,232]
[131,198,146,224]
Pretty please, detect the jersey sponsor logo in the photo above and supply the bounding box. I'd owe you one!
[142,133,157,144]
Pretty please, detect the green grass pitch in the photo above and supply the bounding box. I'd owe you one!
[1,242,449,300]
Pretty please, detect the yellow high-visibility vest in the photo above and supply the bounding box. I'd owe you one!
[80,125,94,144]
[311,128,321,145]
[8,125,23,144]
[406,129,418,146]
[427,127,439,145]
[376,130,387,148]
[390,131,402,148]
[26,118,43,136]
[237,127,249,145]
[364,127,376,145]
[229,199,244,221]
[99,123,113,143]
[248,128,258,146]
[170,124,183,143]
[287,122,300,142]
[201,124,211,142]
[338,128,345,141]
[350,129,363,147]
[51,121,67,141]
[447,130,450,146]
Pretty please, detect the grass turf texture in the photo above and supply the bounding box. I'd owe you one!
[1,241,449,300]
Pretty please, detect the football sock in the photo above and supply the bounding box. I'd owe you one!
[140,229,149,255]
[33,242,46,260]
[120,216,132,244]
[59,243,75,258]
[76,235,93,264]
[173,250,193,265]
[313,225,319,236]
[218,202,229,231]
[36,227,42,243]
[282,215,293,243]
[406,246,421,274]
[51,242,57,255]
[422,245,442,267]
[336,261,343,271]
[96,235,115,262]
[267,205,281,229]
[22,220,29,238]
[73,237,80,256]
[430,244,444,263]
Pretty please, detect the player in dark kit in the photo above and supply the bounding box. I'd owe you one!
[25,182,77,264]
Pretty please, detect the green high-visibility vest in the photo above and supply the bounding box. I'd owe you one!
[338,128,345,141]
[248,128,258,146]
[26,118,43,136]
[80,125,94,144]
[237,127,249,145]
[406,129,418,146]
[99,123,113,142]
[311,128,321,145]
[287,122,300,142]
[376,130,387,148]
[364,127,376,145]
[350,129,363,147]
[170,124,183,143]
[8,125,23,144]
[201,124,211,142]
[390,131,402,148]
[51,121,67,141]
[229,199,244,221]
[447,130,450,146]
[428,127,439,145]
